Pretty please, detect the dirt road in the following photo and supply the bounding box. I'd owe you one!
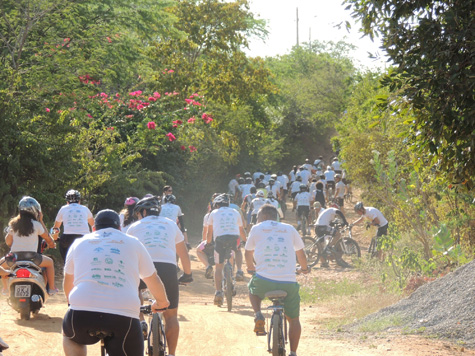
[1,199,473,355]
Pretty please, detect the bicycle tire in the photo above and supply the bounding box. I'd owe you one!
[302,236,322,268]
[151,313,166,356]
[301,215,308,237]
[368,236,378,258]
[224,263,233,312]
[340,238,361,258]
[271,313,285,356]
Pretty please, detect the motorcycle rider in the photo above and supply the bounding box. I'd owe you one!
[1,197,57,296]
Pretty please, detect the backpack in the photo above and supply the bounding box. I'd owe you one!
[315,189,326,208]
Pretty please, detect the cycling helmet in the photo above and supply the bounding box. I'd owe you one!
[335,174,342,179]
[164,194,176,204]
[95,209,121,230]
[326,166,331,170]
[65,189,81,203]
[257,182,266,188]
[18,196,41,218]
[299,184,307,191]
[256,190,265,197]
[213,194,230,207]
[238,177,245,184]
[313,202,322,209]
[134,196,161,214]
[296,176,302,181]
[244,172,251,177]
[268,178,275,185]
[271,174,277,179]
[354,202,364,212]
[267,191,274,199]
[124,197,139,206]
[245,177,253,183]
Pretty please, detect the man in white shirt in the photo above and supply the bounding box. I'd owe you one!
[333,174,346,211]
[206,194,246,306]
[245,204,308,356]
[296,166,311,185]
[62,209,170,356]
[127,197,192,356]
[324,166,336,197]
[293,184,312,233]
[53,189,94,261]
[351,202,389,258]
[331,158,342,174]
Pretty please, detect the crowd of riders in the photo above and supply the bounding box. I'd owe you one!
[0,154,390,356]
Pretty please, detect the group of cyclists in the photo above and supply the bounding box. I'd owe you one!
[0,154,390,356]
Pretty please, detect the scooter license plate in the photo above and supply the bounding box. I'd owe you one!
[14,285,31,298]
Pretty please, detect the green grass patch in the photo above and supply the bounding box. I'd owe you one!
[357,314,406,332]
[300,278,367,303]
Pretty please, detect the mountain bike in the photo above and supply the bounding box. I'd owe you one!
[302,223,360,268]
[140,304,167,356]
[216,238,237,311]
[265,290,287,356]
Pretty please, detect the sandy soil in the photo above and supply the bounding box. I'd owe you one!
[1,198,473,356]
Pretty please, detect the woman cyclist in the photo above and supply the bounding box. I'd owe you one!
[119,196,139,232]
[1,197,58,296]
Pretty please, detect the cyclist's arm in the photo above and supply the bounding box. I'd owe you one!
[351,216,364,225]
[38,213,55,248]
[201,224,208,241]
[244,249,255,272]
[176,241,191,274]
[239,226,246,242]
[335,210,348,225]
[63,273,74,304]
[206,225,213,244]
[88,217,95,230]
[371,217,381,226]
[143,271,170,311]
[295,249,309,273]
[5,231,13,247]
[177,215,186,232]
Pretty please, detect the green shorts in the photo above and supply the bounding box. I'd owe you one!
[248,275,300,319]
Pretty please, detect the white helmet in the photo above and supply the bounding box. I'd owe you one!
[18,196,41,218]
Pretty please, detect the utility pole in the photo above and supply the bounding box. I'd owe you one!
[296,7,299,47]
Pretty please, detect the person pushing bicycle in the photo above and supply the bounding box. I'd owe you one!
[245,204,309,356]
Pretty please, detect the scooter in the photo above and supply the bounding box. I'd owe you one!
[5,251,49,320]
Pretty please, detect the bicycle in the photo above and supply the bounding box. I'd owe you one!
[302,223,361,268]
[140,304,167,356]
[216,238,237,311]
[265,290,288,356]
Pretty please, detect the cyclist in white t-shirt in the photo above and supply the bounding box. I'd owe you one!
[245,204,309,356]
[53,190,94,261]
[127,196,192,356]
[62,209,170,356]
[333,174,346,211]
[206,194,246,306]
[293,184,312,233]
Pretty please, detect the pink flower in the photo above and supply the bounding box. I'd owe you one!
[185,98,193,104]
[189,145,197,152]
[166,132,176,142]
[173,124,177,128]
[172,120,183,125]
[87,114,93,118]
[107,127,114,130]
[180,145,186,151]
[106,37,112,43]
[168,69,174,73]
[149,96,157,102]
[116,93,120,97]
[153,92,160,98]
[187,117,196,123]
[147,121,156,130]
[126,115,133,118]
[202,113,213,124]
[45,108,50,112]
[137,104,144,110]
[100,92,108,98]
[136,90,142,95]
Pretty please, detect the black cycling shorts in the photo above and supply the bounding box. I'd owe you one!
[327,181,335,189]
[377,223,389,237]
[297,206,310,219]
[62,309,143,356]
[336,197,344,208]
[215,235,239,264]
[59,234,84,261]
[154,262,179,309]
[315,225,335,238]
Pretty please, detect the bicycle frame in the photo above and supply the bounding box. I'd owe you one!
[265,291,287,356]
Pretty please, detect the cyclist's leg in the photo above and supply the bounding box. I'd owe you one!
[162,308,179,355]
[286,316,301,354]
[39,255,56,292]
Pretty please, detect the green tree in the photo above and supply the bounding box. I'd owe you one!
[344,0,474,188]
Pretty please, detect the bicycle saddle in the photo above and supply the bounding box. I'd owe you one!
[265,290,287,300]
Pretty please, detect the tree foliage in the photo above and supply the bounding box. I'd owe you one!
[344,0,474,188]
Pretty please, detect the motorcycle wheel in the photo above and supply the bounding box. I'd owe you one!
[20,305,31,320]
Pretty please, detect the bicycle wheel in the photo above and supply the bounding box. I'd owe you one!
[368,236,379,258]
[301,215,308,237]
[302,236,322,268]
[271,313,285,356]
[224,263,233,312]
[151,314,166,356]
[341,238,361,258]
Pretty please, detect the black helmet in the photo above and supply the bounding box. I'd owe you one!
[164,194,176,204]
[18,196,41,219]
[267,191,274,199]
[134,196,161,214]
[299,184,307,191]
[238,177,245,184]
[296,176,302,181]
[269,178,275,185]
[95,209,121,230]
[213,194,230,207]
[354,202,364,212]
[65,189,81,203]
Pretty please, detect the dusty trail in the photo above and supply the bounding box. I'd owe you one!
[0,196,472,355]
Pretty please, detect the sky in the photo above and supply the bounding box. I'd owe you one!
[245,0,389,70]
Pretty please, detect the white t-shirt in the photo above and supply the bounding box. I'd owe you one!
[127,216,184,265]
[64,228,156,319]
[207,207,243,237]
[294,192,312,207]
[159,203,183,222]
[251,197,267,215]
[240,183,254,198]
[228,179,239,194]
[290,181,301,194]
[266,184,280,197]
[332,161,341,170]
[253,171,264,182]
[335,181,346,198]
[297,169,311,185]
[276,175,289,189]
[245,220,304,282]
[303,163,313,171]
[8,220,44,252]
[363,207,388,227]
[55,203,93,235]
[316,208,340,226]
[324,170,335,182]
